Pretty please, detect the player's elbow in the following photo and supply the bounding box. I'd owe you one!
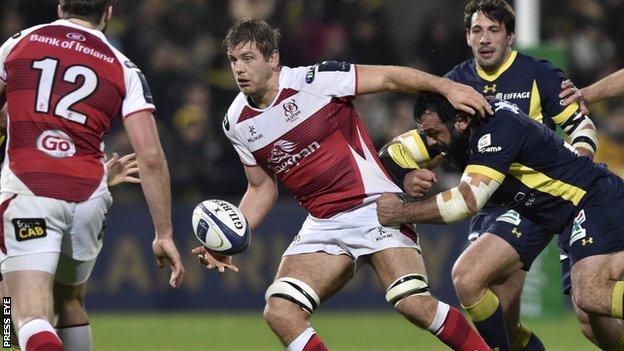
[137,148,166,170]
[458,182,481,214]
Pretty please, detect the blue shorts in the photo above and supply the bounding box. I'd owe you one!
[468,207,554,271]
[558,174,624,292]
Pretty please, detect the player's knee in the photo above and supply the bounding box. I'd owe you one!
[386,274,431,310]
[451,260,477,296]
[53,283,85,314]
[572,287,594,315]
[263,277,319,328]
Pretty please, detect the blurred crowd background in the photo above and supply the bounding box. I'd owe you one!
[2,0,624,204]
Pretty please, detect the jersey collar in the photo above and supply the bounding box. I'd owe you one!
[476,50,517,82]
[52,19,108,42]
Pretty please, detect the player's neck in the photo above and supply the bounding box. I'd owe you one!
[249,73,280,109]
[65,18,103,31]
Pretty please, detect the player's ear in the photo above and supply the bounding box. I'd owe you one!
[57,4,64,19]
[269,50,280,69]
[105,6,113,22]
[454,114,470,131]
[507,31,516,46]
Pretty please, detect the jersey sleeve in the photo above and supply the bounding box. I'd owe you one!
[535,60,579,125]
[379,129,441,186]
[305,61,356,98]
[121,61,156,119]
[0,33,23,83]
[222,114,257,166]
[466,110,525,183]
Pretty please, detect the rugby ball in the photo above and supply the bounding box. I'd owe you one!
[192,199,250,255]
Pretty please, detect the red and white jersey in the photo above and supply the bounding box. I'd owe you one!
[0,20,155,202]
[224,63,400,218]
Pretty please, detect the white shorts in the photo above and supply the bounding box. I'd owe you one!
[0,191,112,283]
[283,202,420,264]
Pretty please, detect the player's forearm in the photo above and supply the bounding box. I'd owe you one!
[239,181,277,231]
[357,65,449,95]
[138,151,173,239]
[403,197,447,224]
[385,66,450,94]
[582,68,624,103]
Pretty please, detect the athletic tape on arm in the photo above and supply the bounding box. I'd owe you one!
[435,174,500,223]
[560,111,598,154]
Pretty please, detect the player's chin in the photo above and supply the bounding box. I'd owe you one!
[238,85,254,95]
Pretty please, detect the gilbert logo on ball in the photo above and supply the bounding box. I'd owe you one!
[192,199,250,255]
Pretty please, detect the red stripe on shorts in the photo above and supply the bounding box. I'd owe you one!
[0,194,17,254]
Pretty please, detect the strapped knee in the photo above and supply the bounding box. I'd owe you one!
[265,277,320,315]
[385,274,430,306]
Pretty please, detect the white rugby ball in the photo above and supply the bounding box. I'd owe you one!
[192,199,250,255]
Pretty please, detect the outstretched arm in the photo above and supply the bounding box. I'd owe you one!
[123,111,185,288]
[356,65,493,117]
[561,69,624,106]
[377,171,500,226]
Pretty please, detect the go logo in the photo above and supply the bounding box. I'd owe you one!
[36,130,76,158]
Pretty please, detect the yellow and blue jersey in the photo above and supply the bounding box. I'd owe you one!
[466,98,607,233]
[445,51,580,131]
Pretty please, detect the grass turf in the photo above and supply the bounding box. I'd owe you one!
[90,311,598,350]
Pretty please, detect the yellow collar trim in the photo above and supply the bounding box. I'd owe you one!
[476,50,517,82]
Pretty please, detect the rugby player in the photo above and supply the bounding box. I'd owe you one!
[192,18,493,351]
[383,1,607,350]
[377,92,624,351]
[0,1,185,350]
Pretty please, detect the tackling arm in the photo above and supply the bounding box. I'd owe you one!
[239,164,278,231]
[377,171,501,226]
[582,68,624,104]
[355,65,492,116]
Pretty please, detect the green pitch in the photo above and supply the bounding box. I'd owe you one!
[91,312,597,350]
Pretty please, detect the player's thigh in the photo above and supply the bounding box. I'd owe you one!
[469,209,553,272]
[274,252,355,302]
[4,269,55,329]
[0,193,67,273]
[454,233,524,286]
[64,194,112,263]
[572,252,624,291]
[369,247,427,288]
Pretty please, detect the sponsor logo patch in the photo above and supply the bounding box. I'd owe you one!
[66,32,86,42]
[305,66,315,83]
[13,218,47,242]
[477,133,501,153]
[36,130,76,158]
[268,140,320,174]
[477,134,491,150]
[283,99,301,122]
[124,60,138,69]
[223,115,230,131]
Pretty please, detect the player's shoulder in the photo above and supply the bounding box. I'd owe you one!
[1,23,49,52]
[516,52,562,74]
[481,97,526,129]
[223,92,249,132]
[277,65,310,89]
[444,59,474,80]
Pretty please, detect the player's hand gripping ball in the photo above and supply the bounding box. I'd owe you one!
[192,199,250,255]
